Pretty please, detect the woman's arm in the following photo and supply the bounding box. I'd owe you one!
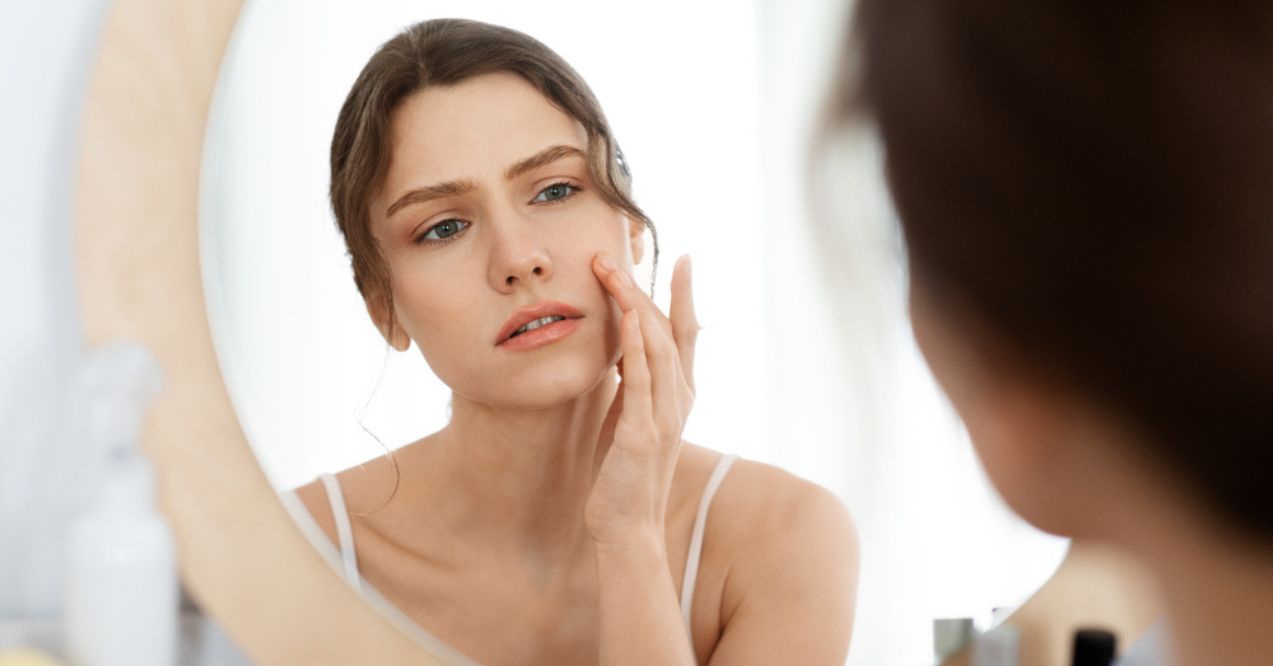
[595,532,698,665]
[586,253,702,664]
[592,473,858,666]
[705,478,859,665]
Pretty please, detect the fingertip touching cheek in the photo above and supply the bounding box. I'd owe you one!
[366,72,643,409]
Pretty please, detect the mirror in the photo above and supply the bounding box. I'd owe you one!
[197,0,1068,663]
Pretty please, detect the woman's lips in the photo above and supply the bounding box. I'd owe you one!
[496,317,582,351]
[495,300,585,344]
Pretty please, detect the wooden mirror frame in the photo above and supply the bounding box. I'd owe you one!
[73,0,449,662]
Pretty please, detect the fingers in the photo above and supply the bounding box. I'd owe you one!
[618,309,652,438]
[668,255,699,394]
[591,255,651,318]
[636,297,679,424]
[593,254,681,405]
[591,253,676,359]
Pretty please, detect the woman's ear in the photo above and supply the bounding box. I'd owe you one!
[627,216,645,266]
[365,296,411,352]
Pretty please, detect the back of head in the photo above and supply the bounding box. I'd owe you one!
[841,0,1273,536]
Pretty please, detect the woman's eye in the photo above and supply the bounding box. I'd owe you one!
[420,219,468,242]
[532,182,580,204]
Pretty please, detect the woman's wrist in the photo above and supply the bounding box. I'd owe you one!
[593,528,695,666]
[591,527,667,561]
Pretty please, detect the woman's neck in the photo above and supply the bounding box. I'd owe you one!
[427,369,621,571]
[1110,472,1273,666]
[1045,408,1273,664]
[1143,521,1273,665]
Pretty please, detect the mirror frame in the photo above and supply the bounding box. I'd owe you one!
[73,0,445,661]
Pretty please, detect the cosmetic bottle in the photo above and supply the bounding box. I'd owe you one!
[63,343,176,666]
[934,617,976,664]
[973,625,1020,666]
[1071,628,1118,666]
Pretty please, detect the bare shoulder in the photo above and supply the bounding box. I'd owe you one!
[288,477,339,546]
[692,447,860,665]
[698,448,857,556]
[679,443,858,579]
[285,447,410,539]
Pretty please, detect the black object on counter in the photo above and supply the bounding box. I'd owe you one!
[1071,628,1118,666]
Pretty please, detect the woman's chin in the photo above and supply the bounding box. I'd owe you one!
[465,361,615,410]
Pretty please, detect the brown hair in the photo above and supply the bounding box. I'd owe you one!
[838,0,1273,535]
[330,18,658,338]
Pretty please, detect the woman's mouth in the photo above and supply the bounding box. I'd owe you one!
[511,315,566,337]
[497,316,582,351]
[495,300,585,350]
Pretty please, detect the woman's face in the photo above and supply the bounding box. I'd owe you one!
[367,72,642,408]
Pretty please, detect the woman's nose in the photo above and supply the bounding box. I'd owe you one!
[488,219,553,291]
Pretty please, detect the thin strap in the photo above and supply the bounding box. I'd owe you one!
[319,472,362,592]
[680,453,740,632]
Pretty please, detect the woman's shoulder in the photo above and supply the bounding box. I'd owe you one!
[684,444,858,653]
[683,444,855,547]
[287,474,344,547]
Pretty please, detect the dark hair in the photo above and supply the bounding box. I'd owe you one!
[839,0,1273,535]
[330,18,658,338]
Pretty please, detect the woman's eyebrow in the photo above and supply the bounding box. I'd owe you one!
[504,144,586,181]
[386,179,476,219]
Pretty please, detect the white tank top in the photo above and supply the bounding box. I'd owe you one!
[305,452,740,660]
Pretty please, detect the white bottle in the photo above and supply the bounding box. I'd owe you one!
[973,625,1021,666]
[63,342,176,666]
[934,617,976,664]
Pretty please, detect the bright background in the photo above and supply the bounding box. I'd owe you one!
[0,0,1068,664]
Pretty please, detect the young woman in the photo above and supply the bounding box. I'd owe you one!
[836,0,1273,663]
[291,19,858,665]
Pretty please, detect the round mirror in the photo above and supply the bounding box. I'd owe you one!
[198,1,1068,662]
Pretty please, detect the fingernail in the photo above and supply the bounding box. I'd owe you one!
[597,255,618,273]
[616,270,633,287]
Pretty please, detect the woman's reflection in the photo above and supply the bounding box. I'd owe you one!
[288,18,857,665]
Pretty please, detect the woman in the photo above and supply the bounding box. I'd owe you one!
[292,18,858,665]
[835,0,1273,663]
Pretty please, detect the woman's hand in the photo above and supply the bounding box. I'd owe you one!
[585,252,699,552]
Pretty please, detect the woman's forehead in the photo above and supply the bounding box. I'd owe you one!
[381,72,590,193]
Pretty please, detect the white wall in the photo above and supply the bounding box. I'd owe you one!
[0,0,110,622]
